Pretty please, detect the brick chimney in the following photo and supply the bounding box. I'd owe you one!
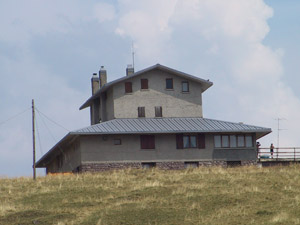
[99,66,107,88]
[91,73,100,95]
[126,64,134,76]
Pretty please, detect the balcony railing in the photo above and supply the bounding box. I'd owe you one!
[258,147,300,161]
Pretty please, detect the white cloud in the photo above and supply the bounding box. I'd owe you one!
[113,0,300,147]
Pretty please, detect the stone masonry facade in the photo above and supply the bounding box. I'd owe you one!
[78,160,257,172]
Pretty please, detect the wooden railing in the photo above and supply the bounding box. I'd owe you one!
[258,147,300,161]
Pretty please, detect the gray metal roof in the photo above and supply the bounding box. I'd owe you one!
[80,64,213,110]
[71,117,271,136]
[36,117,271,167]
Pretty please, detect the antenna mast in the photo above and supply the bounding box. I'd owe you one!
[275,118,286,148]
[132,41,135,69]
[32,99,36,180]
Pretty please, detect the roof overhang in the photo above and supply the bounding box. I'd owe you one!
[36,118,271,168]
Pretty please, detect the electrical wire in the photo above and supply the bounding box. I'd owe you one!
[0,107,31,126]
[36,109,74,171]
[35,114,44,156]
[35,108,70,132]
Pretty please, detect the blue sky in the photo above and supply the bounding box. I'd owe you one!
[0,0,300,177]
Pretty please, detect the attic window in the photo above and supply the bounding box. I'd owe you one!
[141,79,148,89]
[125,82,132,93]
[182,81,189,92]
[166,78,173,89]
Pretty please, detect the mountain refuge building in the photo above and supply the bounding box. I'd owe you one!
[36,64,271,173]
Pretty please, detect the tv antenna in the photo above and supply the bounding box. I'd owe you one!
[275,118,286,148]
[131,41,135,69]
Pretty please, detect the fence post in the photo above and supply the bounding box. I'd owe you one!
[276,147,278,161]
[294,148,296,161]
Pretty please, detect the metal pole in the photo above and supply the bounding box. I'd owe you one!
[32,99,36,180]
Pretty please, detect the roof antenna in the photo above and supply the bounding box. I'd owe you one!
[131,41,135,70]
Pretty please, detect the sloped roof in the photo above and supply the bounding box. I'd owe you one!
[79,64,213,110]
[72,118,271,136]
[36,117,271,167]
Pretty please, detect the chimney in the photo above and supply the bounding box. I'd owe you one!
[91,73,100,95]
[126,64,134,76]
[99,66,107,88]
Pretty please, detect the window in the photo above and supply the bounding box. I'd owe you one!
[138,107,145,117]
[227,161,241,167]
[113,139,121,145]
[214,135,221,148]
[214,134,253,148]
[155,106,162,117]
[177,134,205,149]
[141,79,148,89]
[125,82,132,93]
[166,78,173,89]
[184,162,199,168]
[222,135,229,148]
[237,135,245,147]
[230,135,237,147]
[140,135,155,149]
[245,135,253,147]
[142,162,156,169]
[182,81,189,92]
[183,135,197,148]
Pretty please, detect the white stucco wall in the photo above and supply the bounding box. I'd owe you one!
[112,70,203,119]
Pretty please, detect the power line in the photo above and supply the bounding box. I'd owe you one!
[35,109,74,171]
[35,108,70,132]
[35,114,44,156]
[0,107,31,126]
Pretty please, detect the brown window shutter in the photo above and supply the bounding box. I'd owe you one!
[138,107,145,117]
[198,134,205,149]
[141,135,147,149]
[155,106,162,117]
[141,79,148,89]
[141,135,155,149]
[148,135,155,149]
[125,82,132,93]
[176,134,183,149]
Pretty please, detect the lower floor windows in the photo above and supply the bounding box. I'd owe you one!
[142,162,156,169]
[214,134,253,148]
[183,135,197,148]
[184,162,199,168]
[176,134,205,149]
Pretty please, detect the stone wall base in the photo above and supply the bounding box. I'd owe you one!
[241,160,257,166]
[79,162,141,172]
[78,160,257,172]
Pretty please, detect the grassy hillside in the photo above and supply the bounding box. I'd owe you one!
[1,165,300,225]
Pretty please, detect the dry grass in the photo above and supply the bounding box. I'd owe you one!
[1,165,300,224]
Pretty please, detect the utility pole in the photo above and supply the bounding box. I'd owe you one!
[32,99,36,180]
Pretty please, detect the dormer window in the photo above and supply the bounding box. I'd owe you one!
[141,79,148,90]
[182,81,189,92]
[125,82,132,93]
[166,78,173,89]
